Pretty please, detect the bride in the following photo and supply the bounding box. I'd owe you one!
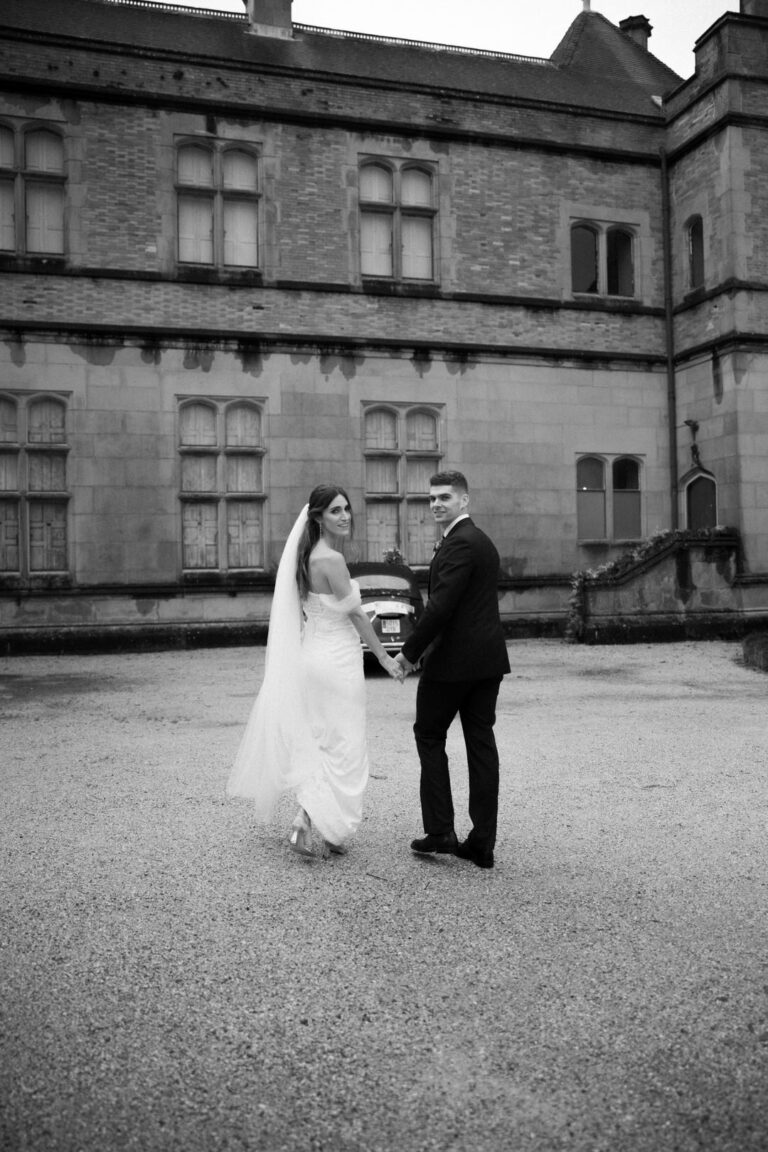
[227,484,404,857]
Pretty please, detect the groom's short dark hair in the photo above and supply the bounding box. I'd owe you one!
[430,470,468,494]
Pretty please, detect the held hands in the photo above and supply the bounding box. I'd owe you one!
[394,652,416,679]
[380,654,405,682]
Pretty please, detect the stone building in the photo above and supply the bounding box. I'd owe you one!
[1,0,767,649]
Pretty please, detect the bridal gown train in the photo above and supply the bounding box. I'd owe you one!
[227,582,369,848]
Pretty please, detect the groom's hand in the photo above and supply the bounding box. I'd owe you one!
[395,652,415,676]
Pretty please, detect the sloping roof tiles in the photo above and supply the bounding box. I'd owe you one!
[0,0,682,116]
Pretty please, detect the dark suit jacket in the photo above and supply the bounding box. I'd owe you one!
[401,517,511,682]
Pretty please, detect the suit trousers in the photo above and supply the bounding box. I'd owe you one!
[413,675,503,849]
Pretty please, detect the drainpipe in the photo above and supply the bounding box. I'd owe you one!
[660,147,679,529]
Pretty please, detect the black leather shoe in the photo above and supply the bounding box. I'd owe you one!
[410,831,458,854]
[454,839,494,869]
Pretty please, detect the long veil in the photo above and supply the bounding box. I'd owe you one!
[226,504,315,820]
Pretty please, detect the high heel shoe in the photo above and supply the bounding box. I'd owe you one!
[324,840,348,856]
[289,809,314,857]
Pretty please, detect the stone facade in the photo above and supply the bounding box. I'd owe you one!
[1,0,767,650]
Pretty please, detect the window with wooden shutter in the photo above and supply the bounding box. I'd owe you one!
[227,500,262,568]
[365,500,399,562]
[180,402,216,446]
[365,408,397,451]
[0,395,18,443]
[182,501,218,570]
[0,500,19,572]
[179,399,265,571]
[364,408,399,496]
[0,394,70,576]
[26,397,68,572]
[363,404,442,563]
[28,501,67,572]
[0,450,18,492]
[0,126,13,168]
[0,395,19,572]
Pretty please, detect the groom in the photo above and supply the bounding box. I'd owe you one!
[395,471,510,869]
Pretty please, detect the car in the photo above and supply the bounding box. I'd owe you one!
[348,561,425,656]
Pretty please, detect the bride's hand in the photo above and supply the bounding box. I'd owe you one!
[381,654,404,681]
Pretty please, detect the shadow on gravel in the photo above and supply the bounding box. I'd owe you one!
[0,674,120,698]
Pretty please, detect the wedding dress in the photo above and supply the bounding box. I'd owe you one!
[294,585,369,843]
[226,506,369,847]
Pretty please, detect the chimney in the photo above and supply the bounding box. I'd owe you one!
[741,0,768,15]
[243,0,293,39]
[619,15,653,51]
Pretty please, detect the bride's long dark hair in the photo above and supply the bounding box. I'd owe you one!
[296,483,354,599]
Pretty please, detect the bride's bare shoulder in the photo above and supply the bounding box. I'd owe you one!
[310,542,345,567]
[308,543,348,590]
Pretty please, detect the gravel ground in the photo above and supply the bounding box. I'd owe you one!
[1,638,767,1152]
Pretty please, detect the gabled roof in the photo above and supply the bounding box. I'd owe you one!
[551,11,681,101]
[0,0,682,117]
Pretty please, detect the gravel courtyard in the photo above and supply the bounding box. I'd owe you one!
[1,638,767,1152]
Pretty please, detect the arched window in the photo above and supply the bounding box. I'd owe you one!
[607,228,634,297]
[360,165,394,278]
[26,397,68,572]
[687,215,705,290]
[571,224,599,294]
[360,163,393,204]
[401,168,434,280]
[686,474,717,531]
[179,401,216,447]
[225,402,261,448]
[406,408,438,450]
[221,150,259,267]
[612,456,641,538]
[224,403,263,568]
[363,404,442,563]
[178,400,265,571]
[28,396,66,445]
[577,455,643,541]
[571,220,637,298]
[177,145,214,264]
[24,130,65,255]
[0,125,65,255]
[360,160,436,282]
[576,456,605,538]
[0,125,15,252]
[0,395,69,575]
[177,140,260,268]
